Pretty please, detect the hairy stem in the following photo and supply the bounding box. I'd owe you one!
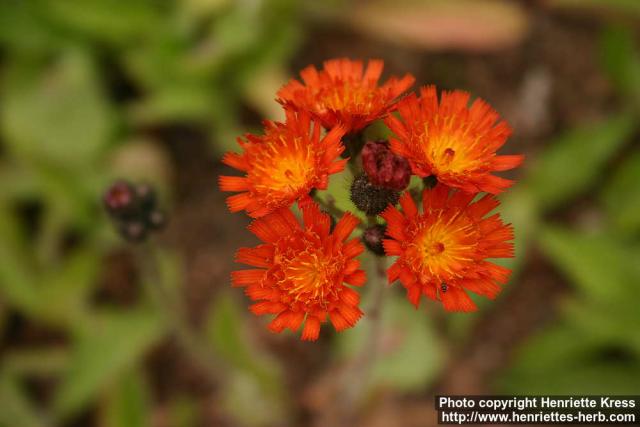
[313,194,367,230]
[314,194,346,218]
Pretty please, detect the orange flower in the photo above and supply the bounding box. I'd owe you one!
[277,58,414,133]
[385,86,524,194]
[381,185,514,312]
[232,202,366,341]
[219,109,347,218]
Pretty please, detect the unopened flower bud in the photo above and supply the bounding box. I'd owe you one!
[362,224,387,256]
[361,140,411,191]
[350,174,400,216]
[103,179,167,244]
[103,180,137,219]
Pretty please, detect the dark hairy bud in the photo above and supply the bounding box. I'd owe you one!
[361,140,411,191]
[350,174,400,216]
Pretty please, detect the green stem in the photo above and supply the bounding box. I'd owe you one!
[314,195,346,218]
[313,195,367,230]
[335,254,388,425]
[135,243,226,383]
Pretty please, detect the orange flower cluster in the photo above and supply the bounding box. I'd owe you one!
[221,58,523,340]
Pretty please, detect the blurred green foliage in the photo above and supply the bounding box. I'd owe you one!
[0,0,300,425]
[496,24,640,395]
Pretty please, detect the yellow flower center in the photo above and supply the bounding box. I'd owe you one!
[422,122,482,175]
[280,246,342,304]
[249,136,316,197]
[406,211,478,282]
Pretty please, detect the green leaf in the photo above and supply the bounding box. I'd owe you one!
[0,163,42,201]
[0,371,45,427]
[41,0,161,46]
[1,49,114,169]
[0,1,63,52]
[497,187,540,274]
[501,226,640,394]
[101,371,150,427]
[207,293,283,385]
[52,308,165,420]
[0,207,39,314]
[497,325,640,394]
[601,150,640,235]
[538,226,640,304]
[165,395,200,427]
[128,85,215,125]
[600,26,640,105]
[35,250,100,326]
[525,115,634,210]
[207,293,287,426]
[208,293,257,373]
[3,348,68,377]
[565,300,640,356]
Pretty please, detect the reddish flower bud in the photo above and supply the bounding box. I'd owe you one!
[362,224,387,256]
[361,140,411,191]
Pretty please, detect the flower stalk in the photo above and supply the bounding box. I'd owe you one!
[135,243,226,383]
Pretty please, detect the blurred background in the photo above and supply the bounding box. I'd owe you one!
[1,0,640,426]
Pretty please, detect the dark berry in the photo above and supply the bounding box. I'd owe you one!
[362,224,387,256]
[350,174,400,216]
[103,180,137,219]
[361,140,411,191]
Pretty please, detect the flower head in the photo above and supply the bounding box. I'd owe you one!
[381,185,514,311]
[385,86,524,194]
[232,202,366,341]
[277,58,414,133]
[219,109,347,218]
